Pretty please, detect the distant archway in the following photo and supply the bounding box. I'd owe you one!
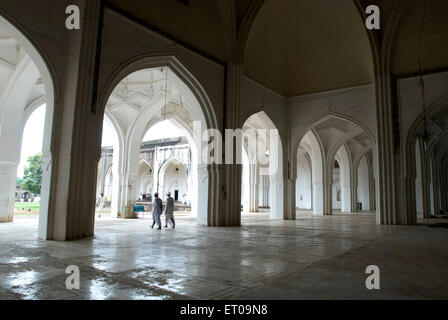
[295,114,375,217]
[241,111,284,220]
[334,145,352,213]
[356,155,371,212]
[137,160,153,200]
[296,151,312,210]
[297,130,325,215]
[159,158,189,203]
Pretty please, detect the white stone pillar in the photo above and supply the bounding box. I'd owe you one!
[242,160,250,213]
[415,138,424,219]
[338,152,352,213]
[187,169,193,203]
[370,177,376,212]
[205,164,240,226]
[124,173,139,207]
[350,164,358,213]
[375,72,400,224]
[285,178,296,220]
[269,177,284,220]
[422,177,432,218]
[341,183,351,213]
[322,182,332,215]
[261,175,270,207]
[153,150,160,198]
[296,156,312,210]
[0,163,17,222]
[195,164,209,224]
[98,156,107,196]
[321,160,332,216]
[357,156,371,211]
[112,172,122,218]
[312,180,324,214]
[248,164,259,212]
[421,149,432,219]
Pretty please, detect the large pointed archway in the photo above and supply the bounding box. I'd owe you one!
[295,115,376,218]
[96,58,218,227]
[240,111,284,220]
[0,15,55,239]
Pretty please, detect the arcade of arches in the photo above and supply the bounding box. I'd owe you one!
[97,135,193,216]
[0,0,447,300]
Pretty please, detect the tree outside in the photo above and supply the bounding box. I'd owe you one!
[21,153,43,196]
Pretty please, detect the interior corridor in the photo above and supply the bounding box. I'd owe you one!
[1,213,447,300]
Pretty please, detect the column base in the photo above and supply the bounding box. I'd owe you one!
[119,206,138,219]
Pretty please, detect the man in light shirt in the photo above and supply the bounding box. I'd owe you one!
[151,193,163,230]
[164,192,175,229]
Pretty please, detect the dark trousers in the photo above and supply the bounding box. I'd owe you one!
[165,214,175,228]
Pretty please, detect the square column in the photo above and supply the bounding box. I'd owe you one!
[0,163,17,222]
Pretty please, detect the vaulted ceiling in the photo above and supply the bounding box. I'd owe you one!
[391,0,448,75]
[106,68,194,136]
[300,116,373,163]
[105,0,448,97]
[0,27,44,112]
[107,0,227,62]
[243,0,375,96]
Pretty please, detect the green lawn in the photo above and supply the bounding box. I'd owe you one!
[14,202,40,211]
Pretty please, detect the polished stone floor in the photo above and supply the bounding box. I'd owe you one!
[0,211,447,300]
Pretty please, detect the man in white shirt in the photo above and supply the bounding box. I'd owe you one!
[151,193,163,230]
[164,192,175,229]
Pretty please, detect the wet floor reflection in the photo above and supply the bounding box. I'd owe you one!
[1,213,447,299]
[7,271,39,299]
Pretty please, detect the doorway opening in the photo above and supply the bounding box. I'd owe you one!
[0,17,54,239]
[96,65,212,227]
[240,111,283,221]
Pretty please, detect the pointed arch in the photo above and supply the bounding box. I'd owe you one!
[297,130,325,215]
[97,55,218,225]
[334,144,352,213]
[242,110,284,220]
[0,15,56,240]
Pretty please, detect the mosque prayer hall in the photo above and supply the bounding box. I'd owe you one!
[0,0,447,302]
